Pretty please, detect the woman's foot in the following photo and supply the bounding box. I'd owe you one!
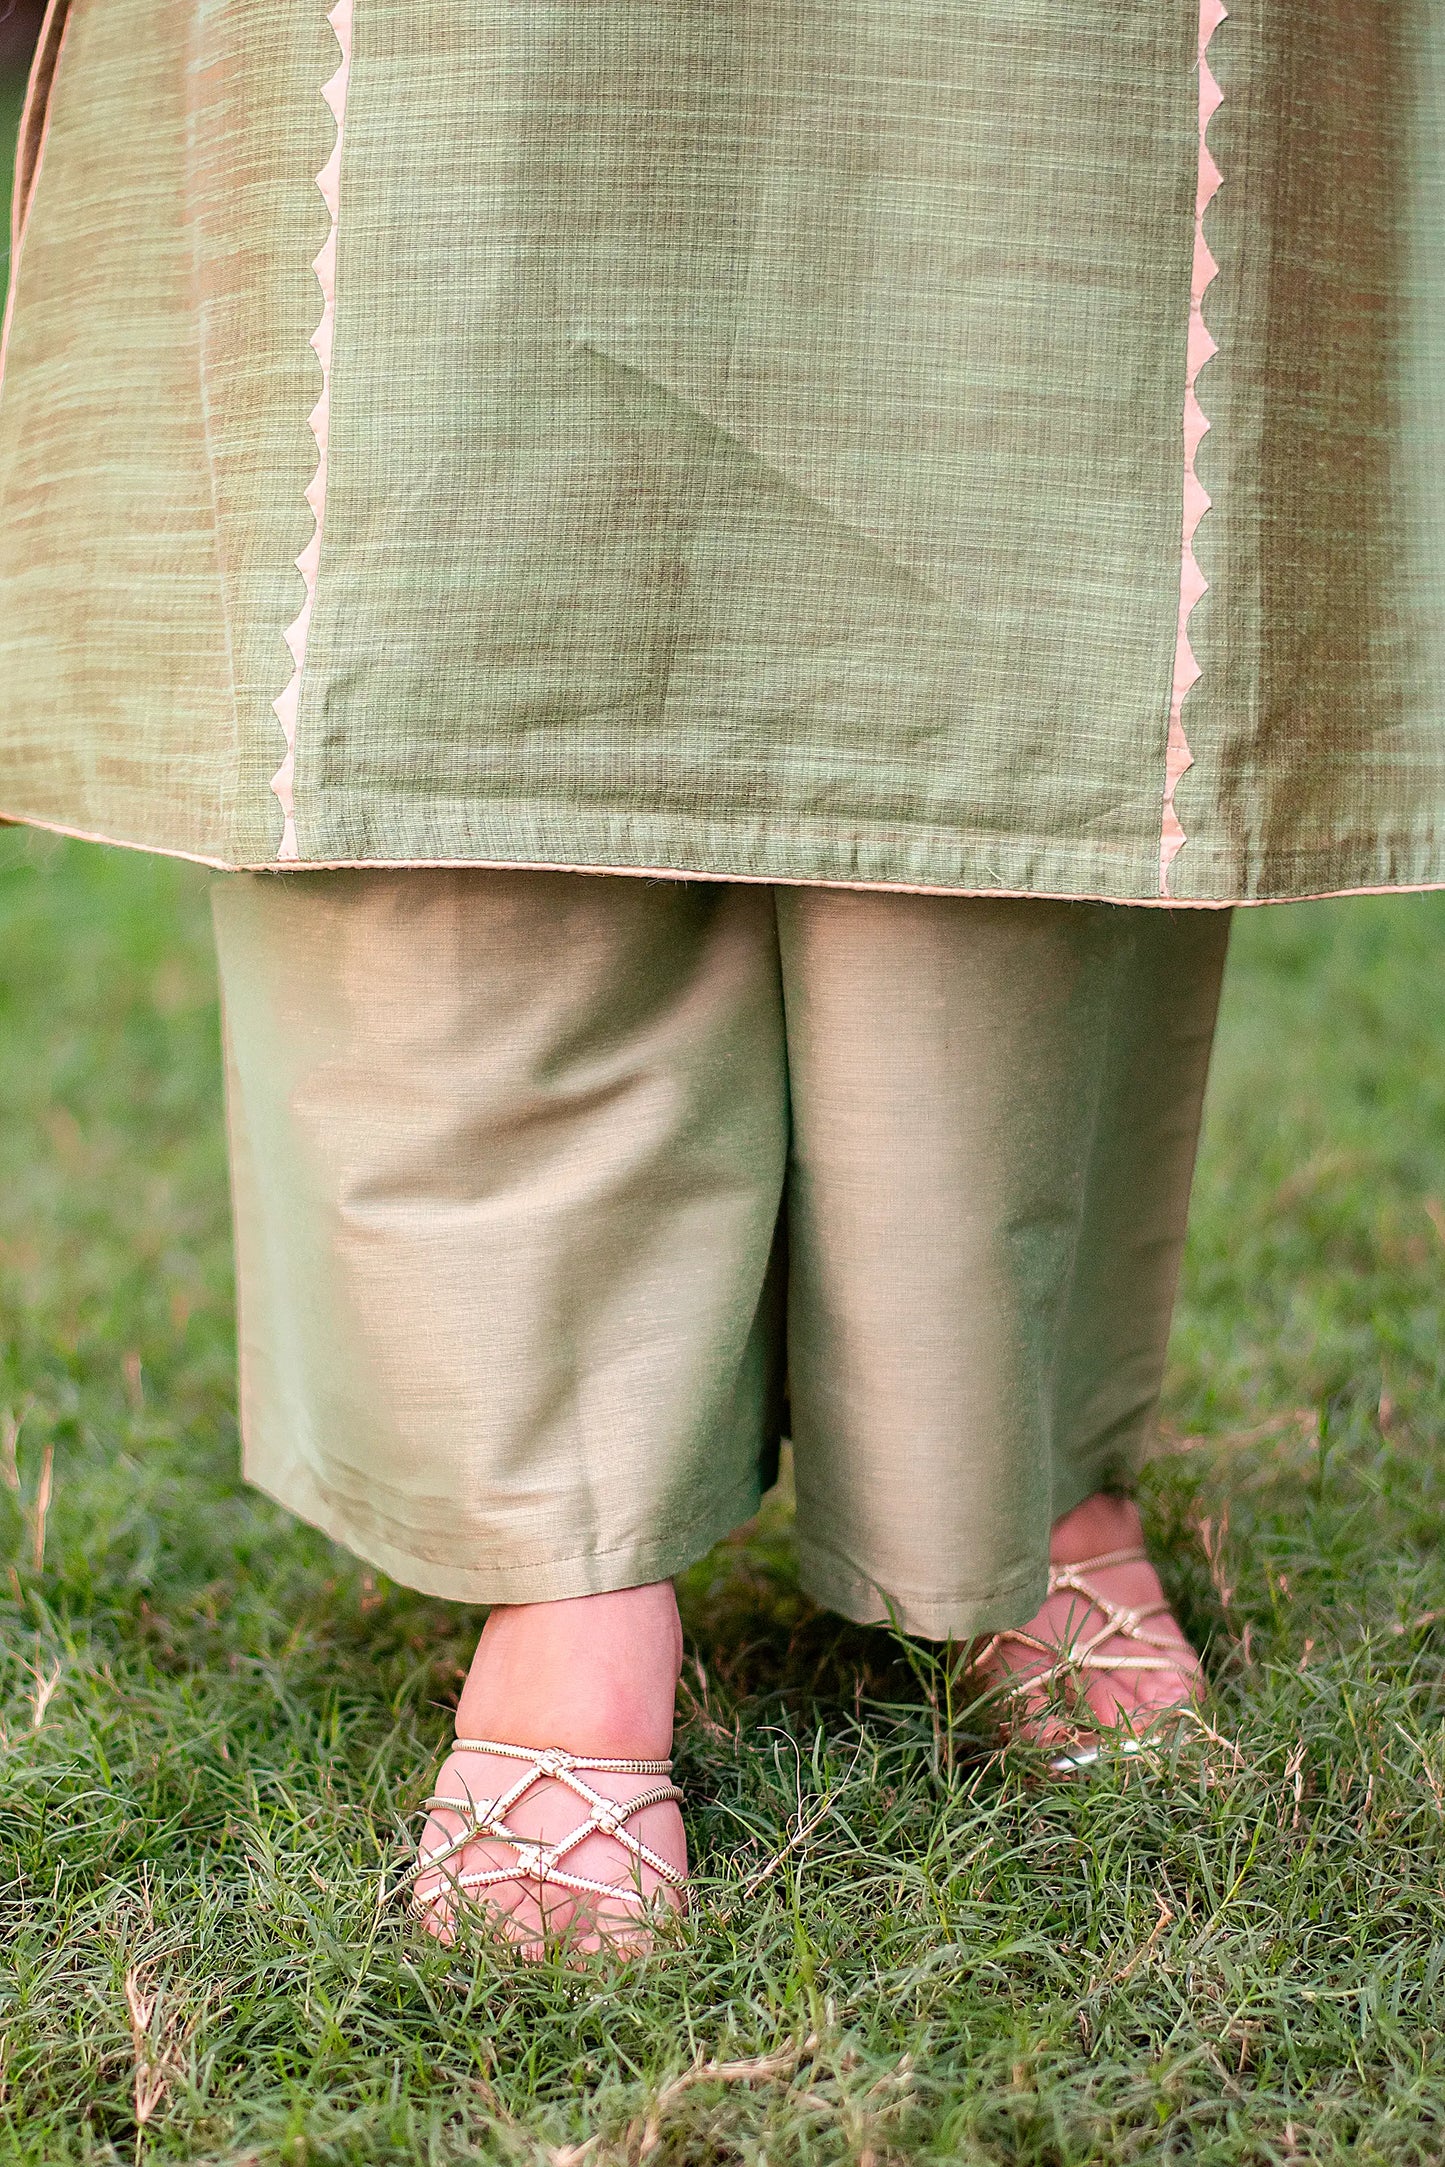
[973,1492,1204,1766]
[409,1582,689,1955]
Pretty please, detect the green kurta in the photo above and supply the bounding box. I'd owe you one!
[0,0,1441,902]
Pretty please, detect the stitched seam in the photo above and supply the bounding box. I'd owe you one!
[265,1468,764,1579]
[795,1537,1044,1613]
[186,12,244,843]
[0,806,1409,906]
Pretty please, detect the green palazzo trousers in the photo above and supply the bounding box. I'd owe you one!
[212,872,1229,1639]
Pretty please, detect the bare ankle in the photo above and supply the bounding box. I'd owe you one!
[1049,1490,1143,1568]
[455,1581,683,1760]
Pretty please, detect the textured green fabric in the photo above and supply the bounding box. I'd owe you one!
[0,1,1440,899]
[213,870,1228,1636]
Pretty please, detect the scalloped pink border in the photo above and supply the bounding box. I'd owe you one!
[1160,0,1225,896]
[270,0,353,862]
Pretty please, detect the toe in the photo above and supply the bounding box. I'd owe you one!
[405,1752,687,1956]
[975,1553,1204,1759]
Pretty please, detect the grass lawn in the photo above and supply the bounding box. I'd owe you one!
[8,69,1445,2167]
[8,837,1445,2167]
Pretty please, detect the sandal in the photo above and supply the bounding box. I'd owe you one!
[973,1545,1202,1774]
[394,1736,687,1946]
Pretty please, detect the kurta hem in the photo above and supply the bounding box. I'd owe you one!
[9,807,1445,910]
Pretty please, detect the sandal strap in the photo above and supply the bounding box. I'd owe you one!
[1050,1546,1149,1577]
[445,1864,670,1907]
[451,1736,673,1777]
[976,1547,1191,1698]
[392,1735,685,1914]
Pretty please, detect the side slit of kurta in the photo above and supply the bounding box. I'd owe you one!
[0,0,73,401]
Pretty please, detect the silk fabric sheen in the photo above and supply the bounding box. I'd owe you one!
[213,872,1228,1635]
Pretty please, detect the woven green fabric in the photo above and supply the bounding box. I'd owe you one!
[0,0,1441,899]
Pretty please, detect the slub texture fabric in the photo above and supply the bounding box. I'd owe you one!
[3,1,1445,900]
[213,871,1229,1635]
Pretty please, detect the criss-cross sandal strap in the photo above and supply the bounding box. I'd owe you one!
[393,1737,686,1916]
[976,1547,1187,1695]
[455,1738,676,1777]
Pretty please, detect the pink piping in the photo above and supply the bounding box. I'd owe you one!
[1160,0,1226,895]
[271,0,354,862]
[5,803,1442,909]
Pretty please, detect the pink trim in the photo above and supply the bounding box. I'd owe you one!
[1160,0,1226,896]
[5,806,1444,910]
[0,4,73,406]
[0,812,235,870]
[270,0,353,863]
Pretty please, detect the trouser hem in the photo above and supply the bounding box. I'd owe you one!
[796,1538,1049,1642]
[245,1455,766,1607]
[1050,1445,1148,1526]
